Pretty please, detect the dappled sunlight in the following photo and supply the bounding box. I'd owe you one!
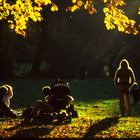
[0,99,140,138]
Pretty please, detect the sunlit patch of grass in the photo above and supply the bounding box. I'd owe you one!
[97,117,140,138]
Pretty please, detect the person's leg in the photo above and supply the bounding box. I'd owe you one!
[24,100,51,121]
[30,100,51,117]
[124,90,131,116]
[118,88,125,117]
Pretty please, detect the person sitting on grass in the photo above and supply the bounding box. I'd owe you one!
[130,82,140,105]
[22,86,52,119]
[0,84,18,118]
[23,79,78,122]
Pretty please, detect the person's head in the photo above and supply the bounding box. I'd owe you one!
[119,59,130,69]
[0,86,8,99]
[42,86,51,96]
[2,84,13,98]
[51,78,70,88]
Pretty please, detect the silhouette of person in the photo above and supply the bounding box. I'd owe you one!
[0,84,18,118]
[23,79,77,122]
[130,82,140,105]
[114,59,135,117]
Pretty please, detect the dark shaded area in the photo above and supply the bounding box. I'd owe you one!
[0,1,140,79]
[5,117,71,138]
[84,117,120,138]
[12,127,51,138]
[10,121,54,138]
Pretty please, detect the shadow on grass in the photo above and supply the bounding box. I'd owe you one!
[5,117,71,138]
[84,117,120,138]
[12,127,53,138]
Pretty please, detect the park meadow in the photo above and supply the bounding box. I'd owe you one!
[0,78,140,138]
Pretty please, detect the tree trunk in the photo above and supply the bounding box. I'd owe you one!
[30,21,49,74]
[0,21,4,47]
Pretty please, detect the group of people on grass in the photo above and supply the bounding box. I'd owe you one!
[0,58,140,122]
[0,79,78,122]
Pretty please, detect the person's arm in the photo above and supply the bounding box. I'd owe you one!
[0,100,18,117]
[130,69,136,86]
[114,69,119,86]
[0,99,11,112]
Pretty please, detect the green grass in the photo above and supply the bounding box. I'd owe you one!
[0,78,140,138]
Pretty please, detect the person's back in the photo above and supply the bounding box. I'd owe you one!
[114,59,135,117]
[51,79,70,98]
[50,79,73,110]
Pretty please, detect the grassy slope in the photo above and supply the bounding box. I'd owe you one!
[0,78,140,138]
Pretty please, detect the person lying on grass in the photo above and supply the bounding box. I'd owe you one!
[23,79,78,122]
[0,84,18,118]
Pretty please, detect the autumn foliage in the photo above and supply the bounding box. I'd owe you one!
[0,0,140,36]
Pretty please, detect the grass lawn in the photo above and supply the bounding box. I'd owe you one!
[0,78,140,138]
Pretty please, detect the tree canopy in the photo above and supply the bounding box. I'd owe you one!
[0,0,140,36]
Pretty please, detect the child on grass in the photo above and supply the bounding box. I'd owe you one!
[0,84,18,118]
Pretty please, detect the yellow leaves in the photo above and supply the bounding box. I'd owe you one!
[72,0,77,3]
[67,0,83,13]
[43,0,52,5]
[34,6,42,11]
[87,6,97,14]
[77,0,83,7]
[103,7,109,13]
[103,0,125,6]
[84,0,97,14]
[103,4,139,35]
[67,0,97,14]
[71,5,79,12]
[34,0,51,6]
[4,3,10,9]
[114,0,125,6]
[5,0,52,36]
[51,3,58,12]
[103,0,108,3]
[0,0,139,36]
[9,24,14,29]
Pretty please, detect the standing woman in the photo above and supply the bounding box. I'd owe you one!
[114,59,136,117]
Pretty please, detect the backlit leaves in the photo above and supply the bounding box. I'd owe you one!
[0,0,53,36]
[67,0,97,14]
[0,0,140,36]
[103,0,125,6]
[51,3,58,12]
[103,0,139,35]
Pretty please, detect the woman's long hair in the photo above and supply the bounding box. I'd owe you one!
[118,59,129,70]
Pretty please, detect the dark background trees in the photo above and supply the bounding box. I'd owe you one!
[0,1,140,79]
